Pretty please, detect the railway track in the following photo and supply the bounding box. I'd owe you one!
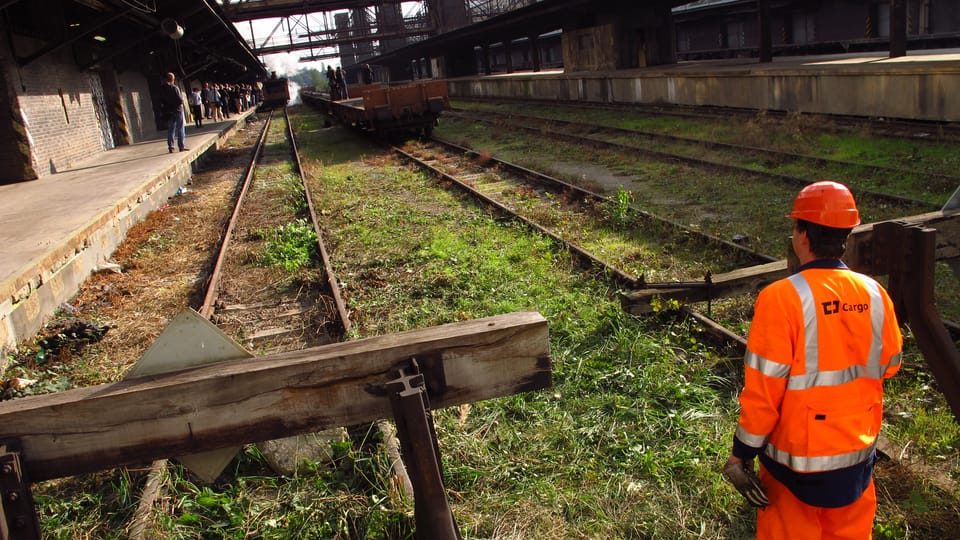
[395,130,960,351]
[456,96,960,145]
[394,137,771,348]
[14,104,956,537]
[446,108,944,212]
[128,108,353,538]
[449,107,959,207]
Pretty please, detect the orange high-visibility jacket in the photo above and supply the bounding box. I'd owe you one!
[733,261,902,506]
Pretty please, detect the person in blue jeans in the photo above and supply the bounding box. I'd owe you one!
[159,72,187,153]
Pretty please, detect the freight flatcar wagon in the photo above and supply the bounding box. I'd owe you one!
[301,80,449,138]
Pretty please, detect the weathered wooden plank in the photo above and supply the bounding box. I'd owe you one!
[623,260,789,314]
[623,211,960,313]
[845,210,960,274]
[0,312,550,481]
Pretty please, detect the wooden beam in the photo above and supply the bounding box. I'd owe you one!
[623,260,789,314]
[623,211,960,313]
[846,210,960,275]
[0,312,550,482]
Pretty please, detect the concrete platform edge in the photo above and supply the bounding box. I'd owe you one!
[0,112,254,359]
[449,66,960,122]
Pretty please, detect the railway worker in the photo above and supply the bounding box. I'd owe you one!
[159,72,187,153]
[723,181,902,539]
[362,63,374,84]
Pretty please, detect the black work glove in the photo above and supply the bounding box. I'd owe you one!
[722,459,769,509]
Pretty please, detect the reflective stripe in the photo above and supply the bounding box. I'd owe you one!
[788,274,819,377]
[861,276,885,377]
[784,272,891,389]
[744,351,791,379]
[887,352,903,374]
[765,441,877,472]
[736,425,768,448]
[788,364,863,390]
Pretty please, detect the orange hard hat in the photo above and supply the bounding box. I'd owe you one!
[786,181,860,228]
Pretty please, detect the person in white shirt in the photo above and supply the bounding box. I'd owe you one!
[189,87,203,128]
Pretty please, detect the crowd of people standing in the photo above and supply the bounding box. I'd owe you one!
[159,74,263,154]
[188,82,260,126]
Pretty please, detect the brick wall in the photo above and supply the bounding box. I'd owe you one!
[0,38,109,177]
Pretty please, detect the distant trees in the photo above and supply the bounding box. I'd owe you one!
[287,67,327,90]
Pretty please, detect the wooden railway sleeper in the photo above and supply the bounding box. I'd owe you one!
[385,359,461,540]
[0,442,40,540]
[874,222,960,421]
[637,272,715,315]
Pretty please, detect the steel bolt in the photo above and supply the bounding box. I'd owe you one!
[13,516,27,528]
[1,464,12,475]
[7,490,19,502]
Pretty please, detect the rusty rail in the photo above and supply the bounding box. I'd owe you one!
[431,137,777,267]
[198,112,274,318]
[284,107,351,334]
[394,143,748,351]
[446,110,939,212]
[128,113,276,540]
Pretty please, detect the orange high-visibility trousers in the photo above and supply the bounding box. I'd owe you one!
[757,465,876,540]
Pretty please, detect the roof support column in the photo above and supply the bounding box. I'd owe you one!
[757,0,772,63]
[0,61,37,180]
[529,33,541,72]
[890,0,907,58]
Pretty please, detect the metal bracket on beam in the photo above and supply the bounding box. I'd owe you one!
[384,359,460,540]
[0,442,40,540]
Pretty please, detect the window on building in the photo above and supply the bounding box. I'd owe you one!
[726,22,746,48]
[792,13,816,43]
[873,2,891,38]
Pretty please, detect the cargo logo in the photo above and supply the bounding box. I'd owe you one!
[821,300,869,315]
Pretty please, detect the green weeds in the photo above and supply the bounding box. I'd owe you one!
[255,219,318,272]
[29,104,960,539]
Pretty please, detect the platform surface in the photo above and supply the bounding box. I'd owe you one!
[0,110,256,303]
[476,48,960,79]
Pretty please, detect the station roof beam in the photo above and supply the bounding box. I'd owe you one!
[2,0,266,82]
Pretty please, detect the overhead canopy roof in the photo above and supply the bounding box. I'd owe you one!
[371,0,692,67]
[220,0,376,22]
[4,0,267,81]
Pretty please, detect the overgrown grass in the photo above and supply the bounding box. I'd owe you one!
[451,99,960,185]
[255,219,318,272]
[19,105,960,539]
[290,126,754,537]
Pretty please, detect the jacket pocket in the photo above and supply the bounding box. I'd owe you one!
[805,402,879,458]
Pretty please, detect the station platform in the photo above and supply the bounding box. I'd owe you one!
[448,48,960,122]
[0,109,257,351]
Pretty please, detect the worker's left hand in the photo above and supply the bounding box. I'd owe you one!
[722,458,769,509]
